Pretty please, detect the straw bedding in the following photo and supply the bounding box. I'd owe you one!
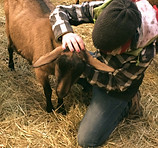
[0,0,157,147]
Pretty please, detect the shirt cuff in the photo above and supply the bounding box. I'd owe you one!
[53,21,74,42]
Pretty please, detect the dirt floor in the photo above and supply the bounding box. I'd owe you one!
[0,0,158,148]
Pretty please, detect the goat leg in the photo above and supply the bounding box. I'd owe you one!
[6,33,15,70]
[35,69,54,112]
[8,45,15,71]
[4,1,15,71]
[43,84,54,113]
[56,98,66,115]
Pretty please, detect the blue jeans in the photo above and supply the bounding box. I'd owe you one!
[77,85,131,147]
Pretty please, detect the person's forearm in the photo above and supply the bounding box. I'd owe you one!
[49,1,104,42]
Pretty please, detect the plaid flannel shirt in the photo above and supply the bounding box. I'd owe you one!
[50,1,157,99]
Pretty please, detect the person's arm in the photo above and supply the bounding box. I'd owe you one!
[83,43,156,92]
[49,1,104,52]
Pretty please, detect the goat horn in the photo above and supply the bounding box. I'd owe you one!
[84,50,114,72]
[33,46,63,68]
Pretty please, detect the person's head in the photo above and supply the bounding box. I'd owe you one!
[92,0,142,52]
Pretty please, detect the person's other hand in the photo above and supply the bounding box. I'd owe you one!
[62,33,85,52]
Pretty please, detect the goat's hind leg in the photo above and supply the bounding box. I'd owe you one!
[8,43,15,70]
[5,20,15,70]
[4,2,15,71]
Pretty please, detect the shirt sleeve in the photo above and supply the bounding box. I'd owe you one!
[49,1,104,42]
[83,42,156,92]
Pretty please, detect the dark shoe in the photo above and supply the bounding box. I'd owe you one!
[129,90,143,117]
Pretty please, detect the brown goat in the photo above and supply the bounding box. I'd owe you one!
[4,0,60,113]
[4,0,114,114]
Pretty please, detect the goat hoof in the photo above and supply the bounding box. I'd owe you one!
[57,108,66,115]
[56,104,66,115]
[9,66,15,71]
[8,63,15,71]
[46,106,54,113]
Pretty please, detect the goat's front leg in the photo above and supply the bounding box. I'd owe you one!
[56,97,66,115]
[43,81,54,113]
[35,69,54,113]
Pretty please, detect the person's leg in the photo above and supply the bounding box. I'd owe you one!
[78,86,131,147]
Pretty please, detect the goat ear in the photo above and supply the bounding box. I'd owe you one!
[33,46,63,68]
[84,50,114,72]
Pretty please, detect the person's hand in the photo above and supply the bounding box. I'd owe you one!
[62,32,85,52]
